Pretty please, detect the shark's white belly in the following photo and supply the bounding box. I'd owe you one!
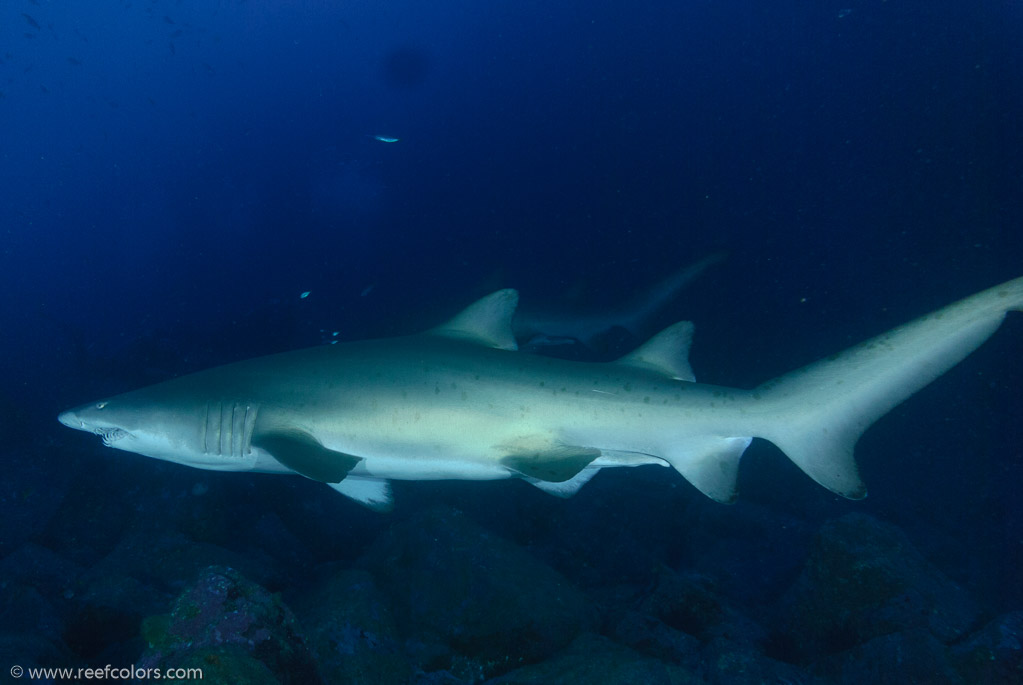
[303,388,680,481]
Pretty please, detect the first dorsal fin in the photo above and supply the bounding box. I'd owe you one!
[429,289,519,350]
[615,321,696,381]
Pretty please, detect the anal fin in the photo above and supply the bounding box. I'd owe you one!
[660,436,752,503]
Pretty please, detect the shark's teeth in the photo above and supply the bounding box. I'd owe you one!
[99,428,128,446]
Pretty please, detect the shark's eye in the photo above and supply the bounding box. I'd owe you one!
[95,402,108,409]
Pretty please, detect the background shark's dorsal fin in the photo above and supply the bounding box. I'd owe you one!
[614,321,696,381]
[430,289,519,350]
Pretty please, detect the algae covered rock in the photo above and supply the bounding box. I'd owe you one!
[139,566,323,685]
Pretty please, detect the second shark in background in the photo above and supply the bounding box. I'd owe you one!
[513,252,726,354]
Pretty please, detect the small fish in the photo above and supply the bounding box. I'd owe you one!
[300,291,311,299]
[371,135,400,143]
[67,57,82,66]
[21,13,41,31]
[360,283,376,297]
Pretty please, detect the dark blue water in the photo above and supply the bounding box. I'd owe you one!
[2,1,1021,682]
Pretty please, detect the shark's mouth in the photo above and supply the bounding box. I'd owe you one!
[97,427,129,446]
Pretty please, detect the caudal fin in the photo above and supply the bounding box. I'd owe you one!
[755,276,1023,499]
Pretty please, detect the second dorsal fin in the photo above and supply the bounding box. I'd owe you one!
[614,321,695,381]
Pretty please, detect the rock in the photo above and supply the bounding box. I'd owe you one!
[97,530,278,593]
[952,610,1023,684]
[610,608,702,669]
[813,629,963,684]
[159,645,281,685]
[777,513,979,660]
[636,567,728,639]
[359,506,597,680]
[702,637,825,685]
[635,566,766,647]
[486,632,698,685]
[290,568,412,684]
[601,565,818,684]
[35,458,132,566]
[0,543,85,608]
[0,448,74,558]
[606,565,765,671]
[682,500,814,606]
[0,584,65,643]
[139,566,324,685]
[244,511,317,571]
[62,570,168,661]
[0,631,74,676]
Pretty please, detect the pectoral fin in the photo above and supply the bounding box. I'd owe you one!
[253,429,361,483]
[501,444,601,483]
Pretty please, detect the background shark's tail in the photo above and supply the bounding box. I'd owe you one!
[754,276,1023,498]
[618,251,728,335]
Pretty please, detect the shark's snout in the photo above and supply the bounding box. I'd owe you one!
[57,410,80,429]
[58,407,131,446]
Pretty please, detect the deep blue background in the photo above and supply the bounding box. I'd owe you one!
[2,0,1022,611]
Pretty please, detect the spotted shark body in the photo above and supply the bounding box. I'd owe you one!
[59,276,1023,512]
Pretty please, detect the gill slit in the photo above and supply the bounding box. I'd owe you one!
[242,404,251,456]
[243,404,257,456]
[201,402,209,455]
[228,402,235,457]
[218,402,225,456]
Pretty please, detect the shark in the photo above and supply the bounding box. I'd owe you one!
[58,276,1023,512]
[513,252,726,352]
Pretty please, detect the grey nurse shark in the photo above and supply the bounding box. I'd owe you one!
[513,252,726,351]
[59,275,1023,512]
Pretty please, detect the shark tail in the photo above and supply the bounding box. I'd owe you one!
[618,252,728,335]
[753,276,1023,499]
